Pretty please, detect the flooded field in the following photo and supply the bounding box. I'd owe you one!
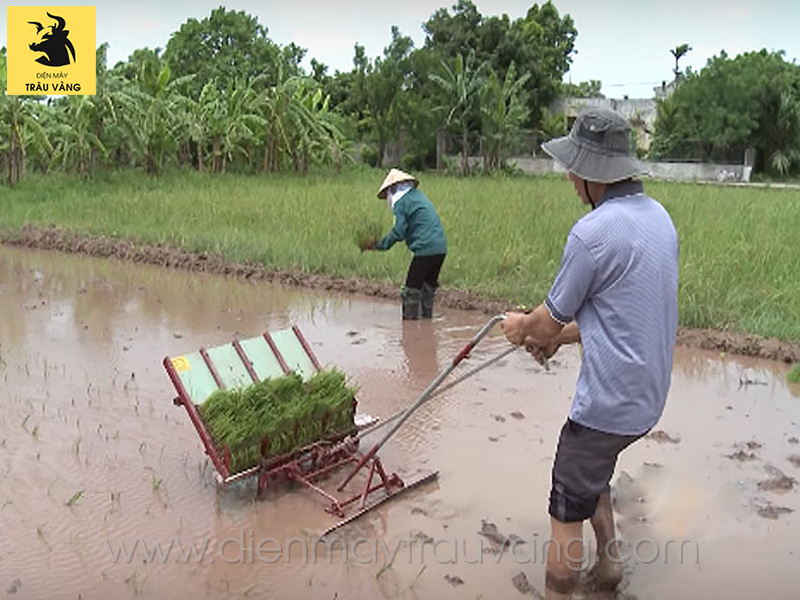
[0,244,798,600]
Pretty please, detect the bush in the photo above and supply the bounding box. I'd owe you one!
[361,146,379,167]
[402,151,425,172]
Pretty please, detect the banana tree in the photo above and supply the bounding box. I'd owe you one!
[430,52,490,175]
[0,51,50,185]
[124,61,194,175]
[216,81,266,173]
[51,95,107,175]
[480,63,530,171]
[258,69,317,173]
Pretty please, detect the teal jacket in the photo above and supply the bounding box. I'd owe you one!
[376,188,447,256]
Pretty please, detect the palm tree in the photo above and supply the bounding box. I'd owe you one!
[671,44,692,80]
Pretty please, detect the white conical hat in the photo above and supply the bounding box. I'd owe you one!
[377,168,419,199]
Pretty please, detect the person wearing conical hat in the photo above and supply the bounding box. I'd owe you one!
[361,168,447,320]
[500,107,679,599]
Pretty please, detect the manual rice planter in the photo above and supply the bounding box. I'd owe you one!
[163,315,514,535]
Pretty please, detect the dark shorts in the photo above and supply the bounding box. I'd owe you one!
[405,254,446,289]
[549,419,645,523]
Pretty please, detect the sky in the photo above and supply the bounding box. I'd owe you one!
[3,0,799,99]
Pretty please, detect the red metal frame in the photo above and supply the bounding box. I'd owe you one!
[292,324,322,370]
[263,332,291,375]
[232,339,260,383]
[163,356,227,478]
[199,347,225,389]
[165,327,411,521]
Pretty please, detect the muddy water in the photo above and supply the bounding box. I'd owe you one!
[0,244,798,600]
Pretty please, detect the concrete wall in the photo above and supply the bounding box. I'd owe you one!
[551,97,658,125]
[455,155,752,183]
[646,161,751,183]
[550,97,659,151]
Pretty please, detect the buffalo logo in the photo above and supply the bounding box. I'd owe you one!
[28,13,76,67]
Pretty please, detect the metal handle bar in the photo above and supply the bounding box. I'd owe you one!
[356,343,519,438]
[337,314,507,491]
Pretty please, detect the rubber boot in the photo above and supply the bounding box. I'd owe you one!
[421,282,436,319]
[401,287,422,320]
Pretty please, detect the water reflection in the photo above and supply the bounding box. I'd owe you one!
[401,320,440,385]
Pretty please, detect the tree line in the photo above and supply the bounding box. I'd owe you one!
[651,49,800,176]
[0,2,581,185]
[1,1,798,186]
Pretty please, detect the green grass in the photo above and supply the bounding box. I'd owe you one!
[1,166,799,341]
[788,364,800,383]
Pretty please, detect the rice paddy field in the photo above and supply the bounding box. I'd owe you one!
[1,166,799,341]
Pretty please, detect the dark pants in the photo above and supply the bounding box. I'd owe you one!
[405,254,446,289]
[549,419,645,522]
[403,254,446,319]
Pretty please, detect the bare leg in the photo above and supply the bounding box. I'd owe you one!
[545,517,583,600]
[586,491,623,589]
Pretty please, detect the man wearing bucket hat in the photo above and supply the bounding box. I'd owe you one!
[501,107,679,599]
[362,168,447,320]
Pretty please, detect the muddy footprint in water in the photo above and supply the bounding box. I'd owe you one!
[511,572,543,598]
[751,499,794,520]
[725,440,763,462]
[611,472,649,520]
[645,430,680,444]
[576,563,639,600]
[757,464,797,493]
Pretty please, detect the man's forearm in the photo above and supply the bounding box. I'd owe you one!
[520,304,564,346]
[557,322,581,346]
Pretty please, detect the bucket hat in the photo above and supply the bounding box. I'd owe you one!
[377,168,419,199]
[542,107,645,183]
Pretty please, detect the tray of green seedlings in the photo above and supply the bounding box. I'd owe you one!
[199,369,358,474]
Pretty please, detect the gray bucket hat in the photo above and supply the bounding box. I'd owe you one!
[542,107,645,183]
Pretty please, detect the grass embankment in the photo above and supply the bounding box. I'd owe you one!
[1,167,799,341]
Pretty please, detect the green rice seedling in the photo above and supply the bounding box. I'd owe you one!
[66,490,83,506]
[37,523,51,550]
[200,369,358,473]
[788,364,800,383]
[353,221,384,251]
[407,564,427,590]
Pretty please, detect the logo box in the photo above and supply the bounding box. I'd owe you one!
[6,6,96,95]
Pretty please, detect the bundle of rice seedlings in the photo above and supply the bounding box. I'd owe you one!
[353,222,383,251]
[200,370,358,473]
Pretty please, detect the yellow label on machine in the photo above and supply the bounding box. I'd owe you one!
[171,356,191,373]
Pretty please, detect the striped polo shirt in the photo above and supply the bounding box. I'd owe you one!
[545,180,679,435]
